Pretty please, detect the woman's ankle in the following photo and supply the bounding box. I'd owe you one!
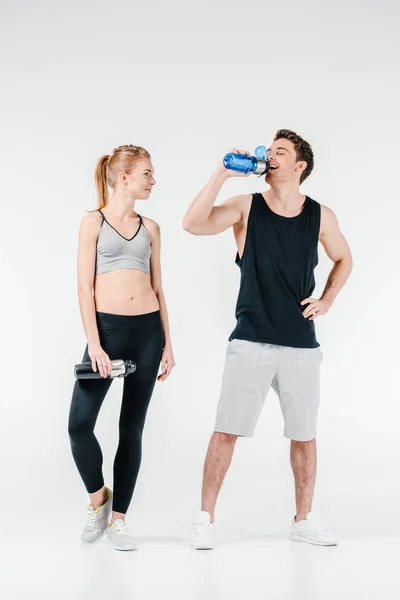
[110,511,125,525]
[90,486,108,509]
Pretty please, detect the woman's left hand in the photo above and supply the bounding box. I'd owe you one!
[158,345,176,382]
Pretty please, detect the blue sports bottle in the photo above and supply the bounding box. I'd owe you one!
[223,145,270,175]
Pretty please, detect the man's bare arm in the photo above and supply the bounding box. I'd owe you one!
[183,150,250,236]
[301,205,353,320]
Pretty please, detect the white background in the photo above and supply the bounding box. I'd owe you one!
[1,0,399,598]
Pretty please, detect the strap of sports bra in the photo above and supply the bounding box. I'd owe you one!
[98,209,142,228]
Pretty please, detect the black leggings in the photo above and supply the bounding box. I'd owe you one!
[68,311,164,514]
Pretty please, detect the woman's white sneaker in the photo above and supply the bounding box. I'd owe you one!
[81,487,112,544]
[290,511,337,546]
[106,519,137,551]
[190,511,215,550]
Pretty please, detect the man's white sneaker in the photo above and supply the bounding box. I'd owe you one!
[81,487,112,544]
[190,511,215,550]
[106,519,137,551]
[290,511,337,546]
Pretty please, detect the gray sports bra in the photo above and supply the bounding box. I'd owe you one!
[95,210,151,276]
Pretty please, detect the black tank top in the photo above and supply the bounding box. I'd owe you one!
[229,192,321,348]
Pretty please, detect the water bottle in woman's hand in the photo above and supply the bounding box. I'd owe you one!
[74,359,137,380]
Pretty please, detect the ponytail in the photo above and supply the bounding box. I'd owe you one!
[95,155,110,209]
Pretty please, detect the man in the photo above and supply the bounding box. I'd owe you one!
[183,129,352,549]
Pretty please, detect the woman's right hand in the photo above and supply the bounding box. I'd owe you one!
[88,343,113,378]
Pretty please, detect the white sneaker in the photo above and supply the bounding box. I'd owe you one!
[290,511,337,546]
[81,487,112,544]
[106,519,137,551]
[190,511,215,550]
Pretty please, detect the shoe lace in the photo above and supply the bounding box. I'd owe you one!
[193,522,210,536]
[113,521,129,536]
[85,510,98,529]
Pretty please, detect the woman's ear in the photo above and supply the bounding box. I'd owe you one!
[119,171,128,185]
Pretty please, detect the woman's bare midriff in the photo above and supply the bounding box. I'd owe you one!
[94,269,160,315]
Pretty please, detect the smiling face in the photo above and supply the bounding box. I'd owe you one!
[120,157,156,199]
[265,138,307,185]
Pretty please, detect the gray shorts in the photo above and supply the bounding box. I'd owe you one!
[214,339,323,441]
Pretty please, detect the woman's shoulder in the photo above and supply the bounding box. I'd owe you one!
[79,210,103,237]
[141,215,160,235]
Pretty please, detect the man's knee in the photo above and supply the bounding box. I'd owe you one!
[291,437,316,446]
[213,431,239,444]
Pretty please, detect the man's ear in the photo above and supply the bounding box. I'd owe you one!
[296,161,307,174]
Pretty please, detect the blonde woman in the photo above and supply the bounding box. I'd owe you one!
[68,145,175,551]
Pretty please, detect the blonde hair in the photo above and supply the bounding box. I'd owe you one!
[94,144,151,209]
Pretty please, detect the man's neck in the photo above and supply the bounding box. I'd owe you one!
[263,184,306,217]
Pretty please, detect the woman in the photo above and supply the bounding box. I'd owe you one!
[68,144,175,551]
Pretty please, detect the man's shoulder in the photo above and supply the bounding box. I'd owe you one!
[306,195,320,206]
[225,192,253,207]
[307,197,335,219]
[319,203,336,216]
[223,193,253,221]
[319,204,339,236]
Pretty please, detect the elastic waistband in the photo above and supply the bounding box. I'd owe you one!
[96,310,161,328]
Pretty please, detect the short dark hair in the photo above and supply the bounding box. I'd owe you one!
[274,129,314,184]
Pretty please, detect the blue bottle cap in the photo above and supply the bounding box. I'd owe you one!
[254,145,267,160]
